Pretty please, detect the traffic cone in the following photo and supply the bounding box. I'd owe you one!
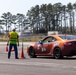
[11,47,15,52]
[20,42,25,58]
[20,49,25,58]
[6,46,8,52]
[11,49,15,52]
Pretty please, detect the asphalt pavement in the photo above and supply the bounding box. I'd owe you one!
[0,42,76,75]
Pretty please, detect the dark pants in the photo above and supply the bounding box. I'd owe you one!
[8,44,18,58]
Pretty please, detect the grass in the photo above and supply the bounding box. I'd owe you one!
[20,36,45,42]
[0,35,45,42]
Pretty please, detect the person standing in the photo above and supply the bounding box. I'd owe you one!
[7,29,19,59]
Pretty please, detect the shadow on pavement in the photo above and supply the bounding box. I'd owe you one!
[35,56,76,60]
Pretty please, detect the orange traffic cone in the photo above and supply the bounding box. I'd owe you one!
[11,47,15,52]
[6,46,15,52]
[6,46,8,52]
[20,49,25,58]
[11,49,15,52]
[20,42,25,58]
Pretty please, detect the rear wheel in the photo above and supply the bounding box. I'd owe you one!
[53,47,63,59]
[28,47,37,58]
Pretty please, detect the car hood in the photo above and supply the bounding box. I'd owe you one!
[29,42,37,46]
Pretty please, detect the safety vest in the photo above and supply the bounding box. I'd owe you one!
[9,31,18,44]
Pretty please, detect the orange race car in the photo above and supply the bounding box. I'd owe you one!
[27,34,76,59]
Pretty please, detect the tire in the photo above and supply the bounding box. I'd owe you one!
[28,47,37,58]
[53,47,63,59]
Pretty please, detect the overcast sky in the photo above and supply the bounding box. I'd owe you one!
[0,0,76,16]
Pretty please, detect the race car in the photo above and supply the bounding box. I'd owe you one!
[27,34,76,59]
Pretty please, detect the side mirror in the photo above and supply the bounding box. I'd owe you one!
[39,40,43,44]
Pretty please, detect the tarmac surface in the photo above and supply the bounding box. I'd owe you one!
[0,42,76,75]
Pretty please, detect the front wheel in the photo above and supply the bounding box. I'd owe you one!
[28,47,37,58]
[53,48,63,59]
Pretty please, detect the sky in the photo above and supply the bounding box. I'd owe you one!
[0,0,76,17]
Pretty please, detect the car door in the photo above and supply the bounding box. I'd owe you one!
[42,37,54,55]
[37,37,53,55]
[36,38,50,55]
[36,36,56,55]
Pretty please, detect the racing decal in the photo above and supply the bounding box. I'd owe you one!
[37,44,41,50]
[37,44,46,52]
[42,47,46,52]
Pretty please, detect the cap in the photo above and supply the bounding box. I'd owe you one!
[12,28,16,31]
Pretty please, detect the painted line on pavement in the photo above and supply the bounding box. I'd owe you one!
[0,60,76,69]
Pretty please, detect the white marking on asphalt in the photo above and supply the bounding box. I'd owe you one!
[0,60,76,69]
[0,60,60,67]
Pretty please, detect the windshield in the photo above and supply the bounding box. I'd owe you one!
[59,35,76,40]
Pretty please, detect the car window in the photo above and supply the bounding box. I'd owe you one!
[52,37,56,42]
[43,37,56,43]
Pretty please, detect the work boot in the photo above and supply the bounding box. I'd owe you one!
[15,57,19,59]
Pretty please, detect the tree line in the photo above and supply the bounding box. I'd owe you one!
[0,2,76,34]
